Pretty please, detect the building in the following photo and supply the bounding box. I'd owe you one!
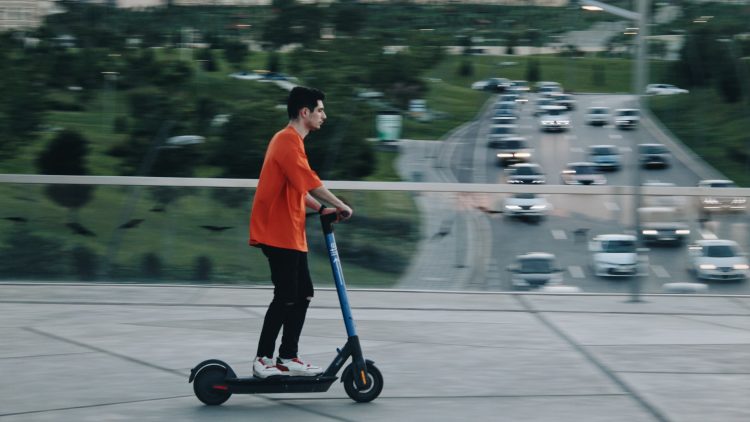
[0,1,61,32]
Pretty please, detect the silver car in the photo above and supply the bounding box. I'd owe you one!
[507,252,563,290]
[687,239,749,281]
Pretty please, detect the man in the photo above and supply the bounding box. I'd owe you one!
[249,86,353,378]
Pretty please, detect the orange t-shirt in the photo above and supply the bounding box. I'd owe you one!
[249,126,323,252]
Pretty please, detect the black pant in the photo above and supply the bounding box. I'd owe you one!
[256,245,314,359]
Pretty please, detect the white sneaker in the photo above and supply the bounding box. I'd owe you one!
[253,356,283,378]
[276,357,324,376]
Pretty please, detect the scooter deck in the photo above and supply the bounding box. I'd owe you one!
[225,375,338,394]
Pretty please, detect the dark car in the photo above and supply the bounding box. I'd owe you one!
[489,137,532,166]
[638,143,670,168]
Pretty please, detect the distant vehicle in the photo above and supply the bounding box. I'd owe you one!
[561,162,607,185]
[533,97,556,116]
[484,77,512,92]
[642,181,687,209]
[509,80,530,93]
[614,108,639,130]
[638,143,670,168]
[502,193,551,220]
[538,105,570,132]
[638,206,690,245]
[493,101,518,118]
[166,135,205,146]
[229,71,263,80]
[487,124,518,143]
[549,93,576,110]
[584,106,611,126]
[696,179,747,213]
[261,72,296,81]
[491,115,518,126]
[507,252,563,290]
[687,239,749,281]
[506,163,546,184]
[535,81,562,95]
[589,234,638,277]
[471,79,491,90]
[646,83,689,95]
[490,137,532,166]
[408,99,431,122]
[588,145,621,171]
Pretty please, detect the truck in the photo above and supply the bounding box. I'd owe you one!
[638,206,690,245]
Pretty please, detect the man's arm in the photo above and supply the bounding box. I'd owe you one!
[307,186,353,219]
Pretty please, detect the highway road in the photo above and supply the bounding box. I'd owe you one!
[447,92,749,294]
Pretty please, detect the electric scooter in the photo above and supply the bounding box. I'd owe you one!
[189,212,383,404]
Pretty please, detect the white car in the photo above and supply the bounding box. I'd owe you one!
[589,234,638,277]
[560,162,607,185]
[614,108,640,130]
[585,106,611,126]
[538,105,570,132]
[506,163,546,184]
[646,83,689,95]
[687,239,749,281]
[502,193,550,220]
[507,252,563,290]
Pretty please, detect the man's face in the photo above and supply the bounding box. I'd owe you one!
[303,100,326,131]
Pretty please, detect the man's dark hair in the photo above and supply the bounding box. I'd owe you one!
[287,86,325,119]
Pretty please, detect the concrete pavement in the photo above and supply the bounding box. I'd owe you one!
[1,283,748,421]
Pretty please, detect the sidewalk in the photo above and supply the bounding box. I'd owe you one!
[1,283,748,421]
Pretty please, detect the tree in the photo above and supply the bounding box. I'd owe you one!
[332,4,367,36]
[715,48,742,103]
[0,53,46,160]
[526,58,540,83]
[36,129,95,219]
[223,40,249,70]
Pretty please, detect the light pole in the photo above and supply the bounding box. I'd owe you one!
[581,0,650,302]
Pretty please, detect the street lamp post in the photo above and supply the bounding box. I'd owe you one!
[581,0,650,302]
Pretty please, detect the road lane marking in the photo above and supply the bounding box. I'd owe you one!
[651,265,670,278]
[609,134,623,140]
[552,229,567,240]
[570,147,583,153]
[568,265,585,278]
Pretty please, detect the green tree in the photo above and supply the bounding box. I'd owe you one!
[526,58,540,83]
[36,129,96,218]
[223,40,249,70]
[0,52,46,160]
[332,3,367,36]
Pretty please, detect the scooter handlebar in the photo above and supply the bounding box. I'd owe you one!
[320,211,339,234]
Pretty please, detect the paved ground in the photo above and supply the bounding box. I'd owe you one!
[1,283,748,421]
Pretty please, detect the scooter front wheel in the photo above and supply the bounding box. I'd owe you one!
[342,361,383,403]
[193,365,232,405]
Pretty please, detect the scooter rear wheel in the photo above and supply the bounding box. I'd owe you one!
[342,362,383,403]
[193,365,231,405]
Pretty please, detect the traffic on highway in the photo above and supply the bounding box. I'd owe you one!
[447,83,749,294]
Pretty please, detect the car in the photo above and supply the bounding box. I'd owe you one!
[614,108,640,130]
[549,93,576,110]
[535,81,562,95]
[638,143,670,168]
[687,239,749,281]
[502,193,551,220]
[509,80,530,93]
[507,252,563,290]
[471,79,491,90]
[533,97,556,116]
[646,83,689,95]
[696,179,747,212]
[538,105,570,132]
[584,106,611,126]
[638,206,690,245]
[506,163,546,184]
[587,145,621,171]
[487,124,518,144]
[229,71,263,80]
[493,101,518,118]
[561,162,606,185]
[491,115,518,126]
[489,137,532,166]
[589,234,639,277]
[484,77,512,92]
